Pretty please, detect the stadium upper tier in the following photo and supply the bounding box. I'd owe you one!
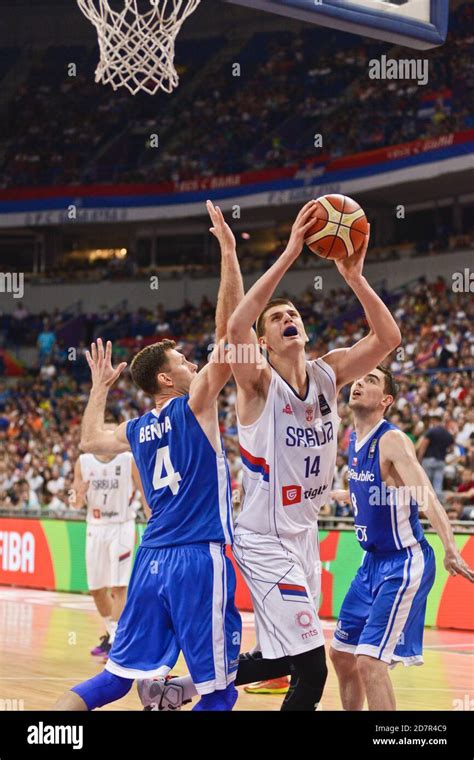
[0,3,472,189]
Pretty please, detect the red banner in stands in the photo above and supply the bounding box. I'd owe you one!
[0,129,472,202]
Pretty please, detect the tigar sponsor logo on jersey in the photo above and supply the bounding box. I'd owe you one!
[282,483,329,506]
[285,420,334,447]
[92,509,120,519]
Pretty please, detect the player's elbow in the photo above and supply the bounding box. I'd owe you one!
[227,312,248,345]
[80,437,95,453]
[378,324,401,352]
[227,314,239,342]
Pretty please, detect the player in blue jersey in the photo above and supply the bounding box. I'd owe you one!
[53,201,244,711]
[329,365,474,711]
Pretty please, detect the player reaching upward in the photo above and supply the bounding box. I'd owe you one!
[139,199,401,711]
[70,442,149,659]
[329,365,474,711]
[53,201,244,711]
[225,200,401,710]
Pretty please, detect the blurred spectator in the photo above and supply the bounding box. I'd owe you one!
[37,319,56,365]
[416,415,454,500]
[10,478,40,514]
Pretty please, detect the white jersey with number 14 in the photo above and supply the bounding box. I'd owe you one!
[235,358,340,539]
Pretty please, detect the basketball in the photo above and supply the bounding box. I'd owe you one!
[304,194,369,260]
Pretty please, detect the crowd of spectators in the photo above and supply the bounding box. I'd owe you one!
[0,4,472,189]
[0,274,472,530]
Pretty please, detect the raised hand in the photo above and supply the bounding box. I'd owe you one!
[207,200,236,251]
[335,223,370,283]
[85,338,127,391]
[286,199,319,259]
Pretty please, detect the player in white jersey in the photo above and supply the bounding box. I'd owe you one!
[137,201,401,713]
[70,442,149,658]
[225,200,401,709]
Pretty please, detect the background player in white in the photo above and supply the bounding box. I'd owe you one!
[70,437,149,658]
[141,200,402,711]
[329,366,474,710]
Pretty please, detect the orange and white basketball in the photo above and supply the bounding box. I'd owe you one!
[304,194,368,260]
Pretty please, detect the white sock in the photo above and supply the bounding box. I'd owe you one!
[170,675,198,701]
[101,616,117,642]
[107,619,118,644]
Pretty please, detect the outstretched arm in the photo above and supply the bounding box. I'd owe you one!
[227,200,317,393]
[188,201,245,414]
[322,227,401,391]
[381,430,474,582]
[81,338,130,455]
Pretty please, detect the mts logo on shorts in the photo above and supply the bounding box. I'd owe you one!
[282,485,302,506]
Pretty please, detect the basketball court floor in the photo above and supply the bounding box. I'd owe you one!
[0,587,472,711]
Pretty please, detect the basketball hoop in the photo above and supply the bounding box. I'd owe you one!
[76,0,201,95]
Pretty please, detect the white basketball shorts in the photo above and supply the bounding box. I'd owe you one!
[233,529,325,658]
[86,520,136,590]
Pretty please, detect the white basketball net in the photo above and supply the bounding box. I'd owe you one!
[77,0,201,95]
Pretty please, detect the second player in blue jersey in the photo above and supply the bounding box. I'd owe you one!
[330,365,473,711]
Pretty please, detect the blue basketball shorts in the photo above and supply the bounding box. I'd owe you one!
[105,542,242,694]
[332,539,435,666]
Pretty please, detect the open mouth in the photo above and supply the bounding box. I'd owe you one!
[352,390,362,398]
[283,325,298,337]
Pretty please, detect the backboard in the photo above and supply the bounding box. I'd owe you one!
[225,0,449,49]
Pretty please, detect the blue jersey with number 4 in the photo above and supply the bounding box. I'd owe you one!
[347,419,425,553]
[126,395,233,548]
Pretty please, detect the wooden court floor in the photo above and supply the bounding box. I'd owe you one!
[0,587,472,711]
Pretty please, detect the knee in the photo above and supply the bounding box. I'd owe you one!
[281,647,328,711]
[329,646,356,674]
[356,655,386,683]
[71,671,133,710]
[90,587,107,598]
[111,586,126,597]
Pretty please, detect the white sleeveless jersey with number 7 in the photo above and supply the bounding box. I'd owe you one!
[80,452,135,524]
[235,358,340,538]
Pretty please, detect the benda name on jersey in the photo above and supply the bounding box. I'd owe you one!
[285,421,334,447]
[139,417,172,443]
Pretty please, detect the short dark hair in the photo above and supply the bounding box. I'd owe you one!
[256,298,296,339]
[376,364,399,400]
[130,339,176,396]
